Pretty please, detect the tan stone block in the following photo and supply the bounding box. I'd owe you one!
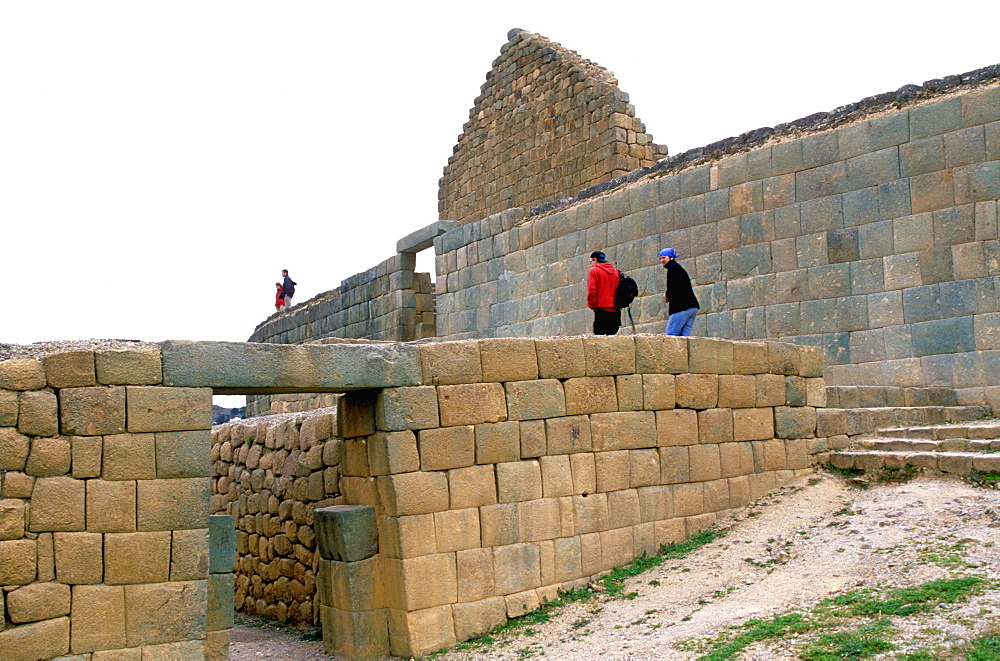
[505,379,566,420]
[378,513,436,558]
[659,445,690,484]
[1,471,33,499]
[539,455,573,497]
[342,437,371,477]
[376,386,440,431]
[318,556,380,611]
[136,478,210,531]
[87,479,136,532]
[104,532,171,584]
[655,517,687,547]
[629,449,660,488]
[35,532,54,582]
[688,337,735,374]
[594,451,630,493]
[18,391,58,437]
[607,489,640,529]
[761,439,788,471]
[367,430,419,475]
[438,383,507,427]
[733,341,768,374]
[24,437,69,478]
[698,408,734,444]
[535,337,586,379]
[734,408,774,441]
[124,580,207,646]
[728,475,752,508]
[155,430,210,479]
[634,520,657,557]
[102,433,156,480]
[551,536,582,583]
[718,374,756,408]
[95,350,162,385]
[785,438,812,470]
[673,483,704,516]
[456,547,495,602]
[0,538,36,584]
[435,508,481,552]
[545,416,592,455]
[475,421,520,464]
[379,471,450,516]
[518,498,560,542]
[656,408,699,446]
[616,375,643,411]
[452,597,506,642]
[480,502,520,547]
[419,340,483,385]
[205,629,229,661]
[0,498,26,540]
[505,588,541,618]
[584,336,635,376]
[7,581,70,623]
[579,531,603,577]
[0,616,69,660]
[806,378,827,407]
[563,376,617,415]
[704,479,731,512]
[634,335,688,373]
[382,553,457,610]
[43,351,96,388]
[0,388,16,426]
[638,485,673,522]
[29,476,85,532]
[126,386,211,432]
[54,532,102,584]
[71,435,102,478]
[689,445,722,482]
[419,425,474,471]
[767,342,800,375]
[497,460,542,503]
[570,453,596,494]
[70,584,127,653]
[755,373,786,407]
[59,387,126,436]
[0,358,46,390]
[675,373,719,410]
[447,465,496,509]
[140,639,206,659]
[591,411,656,451]
[798,345,824,377]
[0,428,30,471]
[387,604,456,658]
[480,338,538,382]
[558,496,576,537]
[642,374,675,410]
[171,528,209,580]
[493,542,541,595]
[600,526,634,569]
[687,512,718,536]
[718,442,744,478]
[573,491,610,535]
[320,604,387,659]
[519,420,546,458]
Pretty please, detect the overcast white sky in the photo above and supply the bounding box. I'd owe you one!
[2,1,998,350]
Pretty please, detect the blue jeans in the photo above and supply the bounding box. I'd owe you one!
[666,307,697,336]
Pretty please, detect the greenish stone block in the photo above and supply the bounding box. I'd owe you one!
[952,352,987,388]
[155,430,211,479]
[910,97,964,139]
[827,228,859,263]
[774,406,816,439]
[785,376,807,406]
[932,205,975,247]
[740,211,775,245]
[796,162,848,202]
[765,301,801,337]
[695,252,722,283]
[842,188,880,227]
[849,329,886,363]
[825,332,851,365]
[763,173,796,210]
[774,205,801,240]
[964,161,1000,203]
[774,269,808,303]
[883,325,914,360]
[676,195,706,228]
[605,189,631,220]
[802,132,840,168]
[705,189,730,223]
[727,278,754,309]
[918,247,955,285]
[847,147,900,191]
[839,295,870,331]
[679,165,711,197]
[207,572,234,632]
[851,260,886,296]
[808,264,851,299]
[893,213,933,254]
[772,139,804,175]
[717,153,748,188]
[858,219,894,259]
[628,179,661,212]
[748,146,774,180]
[657,174,681,204]
[706,312,733,338]
[799,196,843,234]
[209,515,236,574]
[314,505,377,562]
[944,126,987,168]
[912,317,975,356]
[939,280,979,318]
[900,136,945,177]
[771,238,798,273]
[986,121,1000,161]
[902,285,941,324]
[745,307,766,338]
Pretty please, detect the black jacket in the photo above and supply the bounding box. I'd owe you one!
[664,261,699,316]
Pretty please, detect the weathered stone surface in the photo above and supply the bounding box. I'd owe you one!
[17,391,58,437]
[86,479,136,532]
[480,338,539,382]
[136,478,210,531]
[70,435,102,478]
[453,597,506,642]
[104,531,171,584]
[377,472,450,516]
[173,528,210,580]
[535,337,586,379]
[418,341,482,385]
[25,436,70,477]
[674,373,719,409]
[497,460,542,503]
[376,386,440,431]
[6,581,70,623]
[584,336,636,375]
[505,380,566,420]
[70,584,127,653]
[447,465,497,510]
[0,498,26,540]
[0,427,30,470]
[419,425,475,470]
[29,476,85,532]
[162,339,421,391]
[322,604,390,659]
[207,572,235,631]
[590,411,656,451]
[0,359,46,391]
[368,430,420,475]
[43,351,96,388]
[126,386,212,432]
[634,335,688,373]
[53,532,102,584]
[155,430,211,478]
[0,538,36,584]
[314,505,377,562]
[475,421,520,464]
[124,580,207,647]
[0,388,16,426]
[95,349,162,385]
[386,604,456,658]
[438,383,507,426]
[0,616,69,661]
[563,377,618,415]
[59,387,126,436]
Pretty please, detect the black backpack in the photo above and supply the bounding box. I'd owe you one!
[614,271,639,309]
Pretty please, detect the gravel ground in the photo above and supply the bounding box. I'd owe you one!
[0,338,159,361]
[230,473,1000,660]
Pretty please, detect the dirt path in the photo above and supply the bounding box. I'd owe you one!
[231,473,1000,660]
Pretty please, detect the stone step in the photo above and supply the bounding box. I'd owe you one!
[825,385,959,409]
[829,450,1000,477]
[873,422,1000,441]
[855,438,1000,452]
[818,405,992,438]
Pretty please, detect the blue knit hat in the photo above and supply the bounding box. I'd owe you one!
[659,248,678,258]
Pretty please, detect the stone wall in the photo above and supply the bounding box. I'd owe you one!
[438,29,667,226]
[0,349,232,659]
[433,81,1000,404]
[210,409,342,627]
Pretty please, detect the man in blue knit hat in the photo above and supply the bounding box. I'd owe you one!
[659,248,699,336]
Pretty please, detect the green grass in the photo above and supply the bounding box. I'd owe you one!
[694,613,812,660]
[799,618,895,659]
[968,635,1000,660]
[818,575,988,617]
[876,465,920,483]
[600,528,727,597]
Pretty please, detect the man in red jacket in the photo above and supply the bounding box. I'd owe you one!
[587,250,621,335]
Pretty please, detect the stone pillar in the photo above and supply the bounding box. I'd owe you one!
[207,514,236,659]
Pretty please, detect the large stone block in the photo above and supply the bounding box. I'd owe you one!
[718,374,756,408]
[594,451,630,493]
[104,531,171,584]
[435,507,481,553]
[505,380,566,420]
[17,391,58,437]
[368,430,420,475]
[0,616,69,661]
[475,421,520,464]
[518,498,561,542]
[0,388,16,427]
[674,373,719,410]
[53,532,102,584]
[689,445,722,482]
[688,338,734,374]
[29,476,85,532]
[171,528,210,580]
[563,376,618,415]
[206,572,234,632]
[497,460,542,503]
[419,425,475,471]
[386,604,456,658]
[583,336,635,376]
[43,351,96,388]
[733,408,775,441]
[0,359,46,390]
[535,337,586,379]
[590,411,656,451]
[634,335,688,373]
[378,513,436,559]
[0,428,30,471]
[0,498,26,540]
[641,374,675,410]
[656,409,699,446]
[70,584,127,653]
[418,340,482,386]
[124,580,207,646]
[95,349,162,385]
[774,407,816,439]
[155,430,210,478]
[86,479,136,532]
[321,605,389,660]
[438,383,507,426]
[480,339,539,382]
[480,502,520,547]
[314,505,377,562]
[71,435,102,478]
[452,597,506,643]
[25,436,70,477]
[539,455,573,498]
[378,472,449,516]
[447,465,497,510]
[383,553,457,611]
[456,547,496,602]
[376,386,439,431]
[136,478,210,531]
[698,408,734,444]
[545,415,592,455]
[58,387,126,436]
[126,386,211,432]
[102,432,156,480]
[755,373,786,407]
[0,538,36,584]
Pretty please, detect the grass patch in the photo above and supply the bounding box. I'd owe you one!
[968,635,1000,660]
[694,613,812,660]
[968,470,1000,488]
[818,575,988,617]
[600,528,727,598]
[799,618,895,659]
[876,465,920,483]
[825,465,865,479]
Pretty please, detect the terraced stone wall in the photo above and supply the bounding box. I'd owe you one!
[0,349,232,659]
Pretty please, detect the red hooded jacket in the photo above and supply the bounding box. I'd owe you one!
[587,262,620,311]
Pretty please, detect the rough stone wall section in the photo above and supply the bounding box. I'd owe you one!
[438,29,667,225]
[433,81,1000,406]
[0,349,227,659]
[210,409,342,627]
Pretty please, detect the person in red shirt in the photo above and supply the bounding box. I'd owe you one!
[274,283,285,312]
[587,250,621,335]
